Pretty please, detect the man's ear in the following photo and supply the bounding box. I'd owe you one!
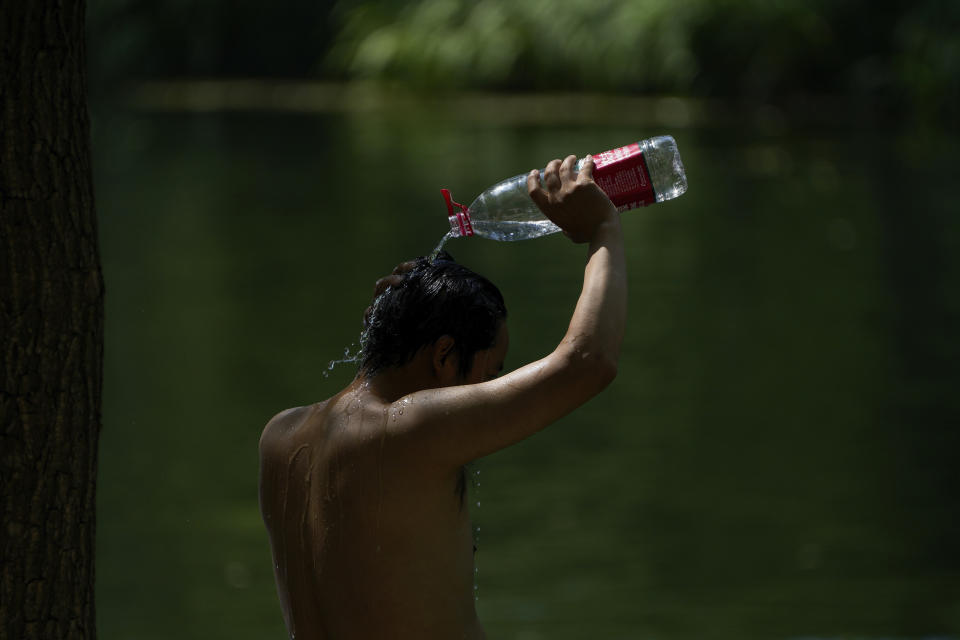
[431,335,458,382]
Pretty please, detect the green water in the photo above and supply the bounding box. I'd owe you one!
[93,107,960,639]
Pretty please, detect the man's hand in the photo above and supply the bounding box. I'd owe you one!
[363,260,417,327]
[526,155,618,243]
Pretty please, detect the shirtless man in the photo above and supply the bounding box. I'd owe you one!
[259,154,627,639]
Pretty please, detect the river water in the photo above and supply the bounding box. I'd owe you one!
[93,105,960,639]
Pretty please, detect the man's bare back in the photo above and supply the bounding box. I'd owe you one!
[260,155,626,639]
[260,383,486,640]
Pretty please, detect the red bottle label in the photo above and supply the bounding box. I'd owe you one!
[591,143,655,211]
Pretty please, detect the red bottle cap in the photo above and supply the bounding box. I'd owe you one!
[441,188,474,237]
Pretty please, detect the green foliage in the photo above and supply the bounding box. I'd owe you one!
[326,0,959,118]
[891,1,960,119]
[326,0,707,91]
[86,0,959,119]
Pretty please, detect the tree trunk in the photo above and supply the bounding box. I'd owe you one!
[0,1,103,639]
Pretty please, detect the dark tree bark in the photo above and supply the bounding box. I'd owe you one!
[0,1,103,639]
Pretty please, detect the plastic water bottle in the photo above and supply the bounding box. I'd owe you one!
[441,135,687,242]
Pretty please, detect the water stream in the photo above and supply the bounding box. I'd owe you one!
[430,230,456,260]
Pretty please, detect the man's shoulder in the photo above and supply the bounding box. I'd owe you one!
[259,394,368,448]
[265,404,309,430]
[259,403,321,452]
[268,405,307,427]
[260,388,401,458]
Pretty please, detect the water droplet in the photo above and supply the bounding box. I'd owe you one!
[324,342,363,377]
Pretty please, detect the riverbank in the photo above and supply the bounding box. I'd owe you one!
[117,79,899,131]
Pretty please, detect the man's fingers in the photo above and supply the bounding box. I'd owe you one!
[391,260,418,276]
[372,261,417,296]
[542,158,562,192]
[365,265,415,327]
[560,155,578,183]
[366,270,407,326]
[577,155,595,182]
[373,274,403,298]
[527,169,549,209]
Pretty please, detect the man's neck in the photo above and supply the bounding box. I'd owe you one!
[358,356,437,404]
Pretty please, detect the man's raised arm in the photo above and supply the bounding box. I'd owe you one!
[531,154,627,390]
[389,154,628,467]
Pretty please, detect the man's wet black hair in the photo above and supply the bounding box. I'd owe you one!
[359,251,507,379]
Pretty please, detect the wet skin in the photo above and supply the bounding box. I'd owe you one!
[259,327,508,640]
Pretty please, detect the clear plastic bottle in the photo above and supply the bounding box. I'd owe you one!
[442,135,687,241]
